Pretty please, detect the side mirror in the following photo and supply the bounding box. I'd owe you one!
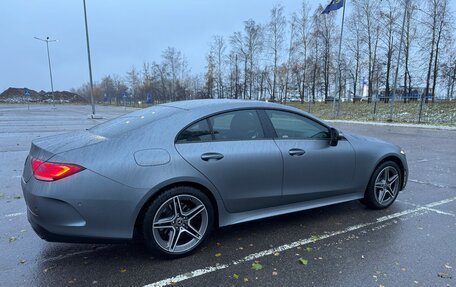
[329,128,339,146]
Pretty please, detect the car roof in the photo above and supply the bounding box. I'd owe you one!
[160,99,326,127]
[162,98,324,120]
[161,99,283,112]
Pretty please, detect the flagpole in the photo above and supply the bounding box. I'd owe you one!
[332,0,347,118]
[389,0,409,122]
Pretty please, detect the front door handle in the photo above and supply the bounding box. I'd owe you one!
[201,152,224,161]
[288,148,306,156]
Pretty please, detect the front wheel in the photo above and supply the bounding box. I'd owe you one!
[142,186,214,258]
[363,161,402,209]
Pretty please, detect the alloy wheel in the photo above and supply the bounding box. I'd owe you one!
[152,194,208,253]
[374,166,400,205]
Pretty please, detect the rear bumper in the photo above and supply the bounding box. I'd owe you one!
[27,210,128,243]
[22,169,148,242]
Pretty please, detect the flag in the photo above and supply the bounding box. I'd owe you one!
[322,0,344,14]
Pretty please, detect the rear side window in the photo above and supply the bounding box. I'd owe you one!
[265,110,329,139]
[176,109,265,143]
[209,110,264,141]
[176,119,212,143]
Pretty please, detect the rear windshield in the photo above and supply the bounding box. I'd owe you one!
[89,106,179,137]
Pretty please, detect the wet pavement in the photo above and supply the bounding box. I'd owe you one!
[0,104,455,287]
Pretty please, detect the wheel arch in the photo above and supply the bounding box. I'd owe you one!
[371,155,406,192]
[133,179,220,238]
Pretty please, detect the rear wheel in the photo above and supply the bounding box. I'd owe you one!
[142,186,214,258]
[363,161,401,209]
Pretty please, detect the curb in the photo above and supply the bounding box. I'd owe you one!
[325,120,456,131]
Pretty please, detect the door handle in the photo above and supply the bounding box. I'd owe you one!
[201,152,224,161]
[288,148,306,156]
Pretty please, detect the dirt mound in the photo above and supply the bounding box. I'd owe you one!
[0,87,87,103]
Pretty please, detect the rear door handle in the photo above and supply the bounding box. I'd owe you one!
[288,148,306,156]
[201,152,224,161]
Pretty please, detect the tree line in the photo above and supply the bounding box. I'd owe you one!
[73,0,456,105]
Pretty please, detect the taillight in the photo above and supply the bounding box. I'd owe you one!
[31,158,84,181]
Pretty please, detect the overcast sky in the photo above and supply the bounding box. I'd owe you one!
[2,1,453,93]
[1,1,329,92]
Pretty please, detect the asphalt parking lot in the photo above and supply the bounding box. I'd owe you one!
[0,104,455,287]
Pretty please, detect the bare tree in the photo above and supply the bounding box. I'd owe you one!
[267,4,286,101]
[210,35,226,98]
[380,0,400,102]
[126,66,141,102]
[152,62,168,102]
[179,55,191,99]
[141,62,154,99]
[431,0,451,103]
[354,0,381,102]
[205,52,215,98]
[99,75,116,104]
[346,6,362,102]
[162,47,183,101]
[441,45,456,100]
[245,20,263,100]
[228,51,240,99]
[231,19,263,100]
[111,74,128,105]
[318,4,337,102]
[283,20,296,104]
[416,0,454,120]
[231,31,248,99]
[403,0,418,102]
[292,1,311,104]
[230,52,241,99]
[310,8,323,103]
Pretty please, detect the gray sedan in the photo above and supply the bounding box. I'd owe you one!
[21,99,408,257]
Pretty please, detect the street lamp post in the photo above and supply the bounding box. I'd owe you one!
[83,0,97,117]
[34,36,57,108]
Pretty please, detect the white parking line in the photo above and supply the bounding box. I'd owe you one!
[409,178,449,188]
[422,207,455,217]
[426,197,456,207]
[3,212,26,218]
[144,196,456,287]
[396,200,455,216]
[42,246,113,263]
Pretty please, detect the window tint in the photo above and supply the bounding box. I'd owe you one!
[265,110,329,139]
[176,119,212,143]
[209,110,264,141]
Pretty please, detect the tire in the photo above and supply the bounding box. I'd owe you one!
[363,161,402,209]
[142,186,214,258]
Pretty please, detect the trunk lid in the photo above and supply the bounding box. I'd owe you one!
[22,131,107,183]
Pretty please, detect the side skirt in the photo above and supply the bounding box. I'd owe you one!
[217,192,363,227]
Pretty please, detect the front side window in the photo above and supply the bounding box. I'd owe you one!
[265,110,329,139]
[209,110,265,141]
